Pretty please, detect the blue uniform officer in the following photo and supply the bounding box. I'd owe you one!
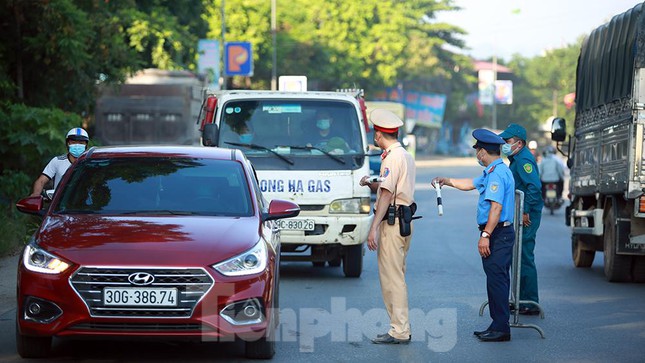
[432,129,515,342]
[499,123,543,315]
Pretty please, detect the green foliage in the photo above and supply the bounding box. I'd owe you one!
[204,0,469,92]
[502,41,580,135]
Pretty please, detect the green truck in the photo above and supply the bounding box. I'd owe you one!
[552,2,645,282]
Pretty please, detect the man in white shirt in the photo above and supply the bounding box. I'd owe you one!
[538,146,565,200]
[31,127,89,197]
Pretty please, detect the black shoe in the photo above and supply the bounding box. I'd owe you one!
[371,333,411,345]
[519,307,540,315]
[509,304,516,312]
[477,331,511,342]
[473,329,490,337]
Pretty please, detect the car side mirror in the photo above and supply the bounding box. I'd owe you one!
[264,199,300,221]
[16,196,45,216]
[202,123,219,147]
[551,117,567,142]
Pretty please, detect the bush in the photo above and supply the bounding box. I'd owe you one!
[0,103,83,255]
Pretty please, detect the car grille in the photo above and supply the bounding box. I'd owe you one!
[69,322,214,332]
[69,267,214,318]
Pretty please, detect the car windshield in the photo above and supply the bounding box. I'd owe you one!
[218,99,366,170]
[54,157,253,217]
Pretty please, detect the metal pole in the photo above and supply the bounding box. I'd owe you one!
[492,55,497,130]
[271,0,277,91]
[221,0,227,90]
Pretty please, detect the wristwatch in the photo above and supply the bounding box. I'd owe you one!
[480,231,491,238]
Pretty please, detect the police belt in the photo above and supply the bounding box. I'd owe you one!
[375,204,422,222]
[478,221,512,231]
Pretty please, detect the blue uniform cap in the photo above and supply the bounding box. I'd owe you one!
[498,123,527,141]
[472,128,505,151]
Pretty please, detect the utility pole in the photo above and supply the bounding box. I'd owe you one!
[221,0,227,90]
[492,54,498,130]
[271,0,277,91]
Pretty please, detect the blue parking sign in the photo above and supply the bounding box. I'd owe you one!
[225,42,253,76]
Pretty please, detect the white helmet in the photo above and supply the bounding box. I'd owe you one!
[66,127,89,142]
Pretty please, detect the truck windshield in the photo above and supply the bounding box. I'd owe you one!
[218,99,365,170]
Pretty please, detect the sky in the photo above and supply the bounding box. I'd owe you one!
[434,0,644,60]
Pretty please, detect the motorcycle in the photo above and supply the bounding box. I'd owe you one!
[543,182,563,215]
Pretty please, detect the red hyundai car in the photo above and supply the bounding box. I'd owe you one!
[15,146,299,359]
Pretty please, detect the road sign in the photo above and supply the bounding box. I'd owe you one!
[224,42,253,77]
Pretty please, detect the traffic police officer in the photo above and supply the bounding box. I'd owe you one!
[499,123,543,315]
[360,109,416,345]
[432,129,515,342]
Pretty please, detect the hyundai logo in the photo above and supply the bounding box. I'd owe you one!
[128,272,155,286]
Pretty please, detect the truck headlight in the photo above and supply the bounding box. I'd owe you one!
[23,244,71,274]
[213,240,267,276]
[330,197,371,214]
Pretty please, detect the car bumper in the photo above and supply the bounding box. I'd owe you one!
[17,264,276,341]
[280,214,373,246]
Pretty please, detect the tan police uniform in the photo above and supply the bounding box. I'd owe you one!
[372,110,416,340]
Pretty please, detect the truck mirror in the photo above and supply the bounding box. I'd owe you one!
[551,117,567,142]
[202,123,219,147]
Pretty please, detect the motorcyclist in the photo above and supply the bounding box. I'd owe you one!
[31,127,90,197]
[538,146,565,201]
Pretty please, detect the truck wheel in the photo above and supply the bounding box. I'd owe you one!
[571,234,595,268]
[603,207,633,282]
[632,257,645,283]
[16,322,51,358]
[342,244,363,278]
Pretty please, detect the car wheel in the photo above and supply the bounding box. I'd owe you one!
[342,244,363,278]
[16,321,51,359]
[245,309,276,359]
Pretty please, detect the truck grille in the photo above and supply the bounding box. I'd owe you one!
[69,267,214,318]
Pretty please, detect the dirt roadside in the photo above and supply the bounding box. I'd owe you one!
[0,250,20,316]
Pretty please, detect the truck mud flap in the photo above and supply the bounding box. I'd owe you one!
[617,219,645,255]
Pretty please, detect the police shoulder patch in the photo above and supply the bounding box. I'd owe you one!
[523,163,533,173]
[383,167,390,178]
[489,182,499,193]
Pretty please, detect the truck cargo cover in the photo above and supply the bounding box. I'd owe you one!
[576,2,645,112]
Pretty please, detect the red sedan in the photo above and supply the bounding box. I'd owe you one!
[15,146,299,359]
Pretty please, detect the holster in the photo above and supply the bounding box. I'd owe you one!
[398,203,416,237]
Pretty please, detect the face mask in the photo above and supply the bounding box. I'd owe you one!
[317,119,331,130]
[239,133,253,144]
[502,141,519,156]
[476,149,485,167]
[68,144,86,158]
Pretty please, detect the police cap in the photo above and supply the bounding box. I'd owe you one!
[472,128,505,151]
[498,123,527,141]
[370,109,403,134]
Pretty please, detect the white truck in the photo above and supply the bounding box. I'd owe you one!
[199,90,374,277]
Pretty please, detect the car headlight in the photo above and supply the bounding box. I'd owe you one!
[213,240,267,277]
[23,244,71,274]
[330,197,371,214]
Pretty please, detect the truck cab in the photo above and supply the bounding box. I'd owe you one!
[200,90,373,277]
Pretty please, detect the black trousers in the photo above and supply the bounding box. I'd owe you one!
[482,225,514,333]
